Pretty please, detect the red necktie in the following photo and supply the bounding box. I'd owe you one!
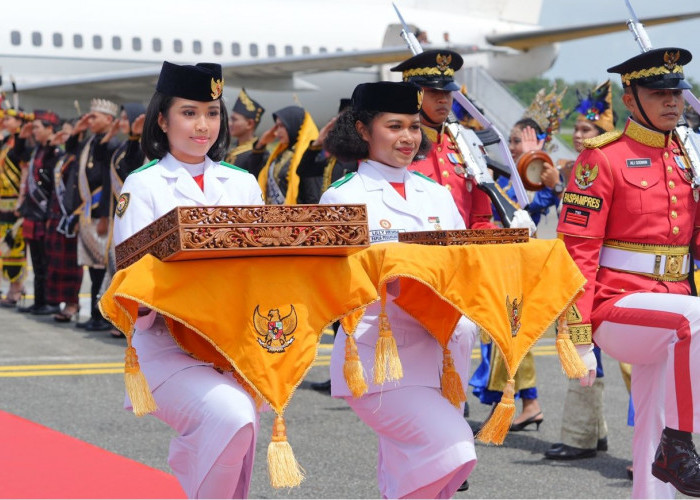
[192,174,205,192]
[390,182,406,199]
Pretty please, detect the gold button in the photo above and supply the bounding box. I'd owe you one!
[438,158,445,164]
[673,226,680,234]
[671,210,678,219]
[620,289,626,292]
[437,147,442,153]
[442,170,449,178]
[667,166,673,173]
[664,152,669,159]
[640,180,648,187]
[669,180,675,189]
[671,195,678,204]
[446,184,452,192]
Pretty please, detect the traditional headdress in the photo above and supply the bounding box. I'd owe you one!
[521,83,568,151]
[90,98,119,117]
[571,80,614,132]
[33,109,60,126]
[232,88,265,125]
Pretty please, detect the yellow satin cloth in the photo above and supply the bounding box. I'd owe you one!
[101,238,584,416]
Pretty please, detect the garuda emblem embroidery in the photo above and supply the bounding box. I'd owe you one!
[574,163,599,190]
[253,305,297,353]
[210,77,224,100]
[436,53,452,72]
[506,294,523,337]
[664,50,680,71]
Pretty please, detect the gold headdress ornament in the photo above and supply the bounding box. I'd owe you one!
[239,88,256,112]
[522,83,568,152]
[210,78,224,100]
[572,80,615,133]
[90,98,119,117]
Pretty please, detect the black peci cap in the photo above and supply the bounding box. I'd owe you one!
[607,47,692,90]
[156,61,224,101]
[232,88,264,124]
[351,82,423,114]
[390,49,463,91]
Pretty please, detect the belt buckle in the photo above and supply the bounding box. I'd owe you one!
[664,254,684,279]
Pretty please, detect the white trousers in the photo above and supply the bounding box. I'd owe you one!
[595,292,700,499]
[151,365,259,499]
[347,386,476,499]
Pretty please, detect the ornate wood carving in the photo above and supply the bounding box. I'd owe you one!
[398,228,529,246]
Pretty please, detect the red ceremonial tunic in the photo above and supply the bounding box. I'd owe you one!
[557,118,700,333]
[411,125,494,228]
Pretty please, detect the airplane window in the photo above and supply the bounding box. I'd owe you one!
[10,31,20,46]
[319,47,327,53]
[213,41,222,55]
[302,46,310,55]
[93,35,102,50]
[336,47,343,52]
[285,45,293,56]
[32,31,42,47]
[53,33,63,48]
[231,42,240,56]
[153,38,162,52]
[250,43,258,57]
[174,39,183,53]
[267,44,276,57]
[193,40,202,54]
[112,36,122,51]
[74,34,83,49]
[132,37,142,51]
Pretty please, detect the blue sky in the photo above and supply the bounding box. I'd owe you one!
[541,0,700,83]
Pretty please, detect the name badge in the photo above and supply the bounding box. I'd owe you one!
[370,229,401,243]
[626,158,651,168]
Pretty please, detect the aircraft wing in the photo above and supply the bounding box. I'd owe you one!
[487,12,700,51]
[2,44,488,101]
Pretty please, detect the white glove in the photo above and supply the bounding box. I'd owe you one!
[575,344,597,387]
[510,209,537,237]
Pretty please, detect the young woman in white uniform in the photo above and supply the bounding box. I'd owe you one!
[320,81,479,499]
[112,61,264,499]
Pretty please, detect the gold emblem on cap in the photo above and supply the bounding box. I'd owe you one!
[664,50,680,70]
[210,78,224,99]
[239,89,256,112]
[436,53,452,72]
[417,89,424,110]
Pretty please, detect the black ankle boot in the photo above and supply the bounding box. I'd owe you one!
[651,429,700,497]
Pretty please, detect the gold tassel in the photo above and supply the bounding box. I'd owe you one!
[267,415,304,488]
[374,312,403,385]
[441,347,466,408]
[477,378,516,445]
[556,315,587,379]
[344,334,368,398]
[124,345,157,416]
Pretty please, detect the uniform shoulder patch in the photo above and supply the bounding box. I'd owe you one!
[583,130,622,149]
[329,172,356,189]
[409,170,437,183]
[129,159,159,176]
[219,161,248,173]
[116,193,130,218]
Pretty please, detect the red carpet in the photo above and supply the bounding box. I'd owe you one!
[0,410,185,499]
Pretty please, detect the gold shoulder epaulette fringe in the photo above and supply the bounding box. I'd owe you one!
[584,130,622,149]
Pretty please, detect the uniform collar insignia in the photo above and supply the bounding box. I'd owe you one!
[624,119,669,148]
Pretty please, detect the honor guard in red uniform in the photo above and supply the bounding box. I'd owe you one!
[390,50,494,228]
[558,47,700,498]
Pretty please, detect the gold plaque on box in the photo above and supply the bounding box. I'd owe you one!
[398,228,529,246]
[115,204,369,270]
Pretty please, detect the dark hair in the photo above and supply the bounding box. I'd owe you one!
[513,118,543,136]
[141,91,230,161]
[325,109,431,162]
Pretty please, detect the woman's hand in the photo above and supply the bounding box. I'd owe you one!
[521,126,545,153]
[312,116,337,147]
[131,114,145,136]
[101,118,120,144]
[540,162,559,189]
[96,216,109,236]
[256,124,278,149]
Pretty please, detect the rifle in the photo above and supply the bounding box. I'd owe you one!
[624,0,700,188]
[392,3,535,231]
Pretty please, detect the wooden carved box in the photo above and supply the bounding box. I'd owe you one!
[398,228,529,246]
[115,204,369,270]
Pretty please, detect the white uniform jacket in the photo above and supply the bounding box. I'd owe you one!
[113,153,263,393]
[320,160,475,397]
